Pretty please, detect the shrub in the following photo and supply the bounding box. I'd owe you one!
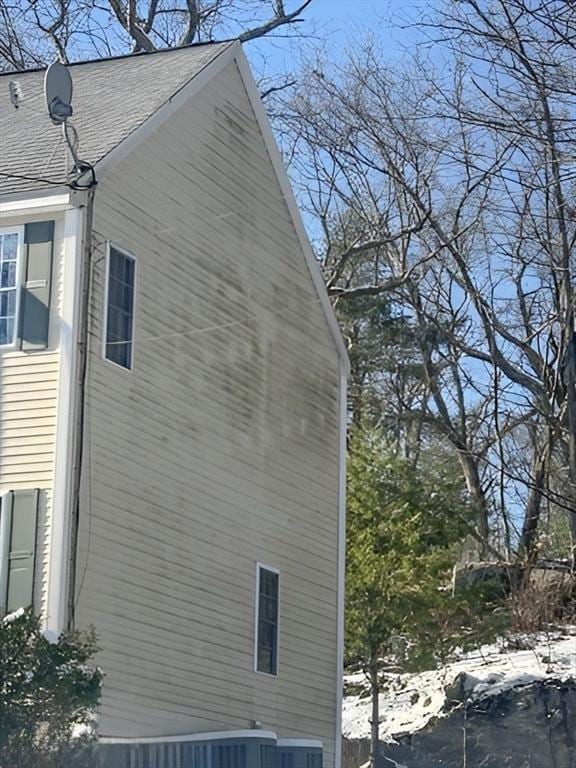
[0,608,102,768]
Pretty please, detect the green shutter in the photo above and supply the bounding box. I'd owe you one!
[0,490,39,615]
[19,221,55,351]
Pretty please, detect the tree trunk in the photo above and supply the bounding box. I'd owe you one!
[459,453,490,552]
[565,333,576,567]
[519,445,548,563]
[369,657,381,768]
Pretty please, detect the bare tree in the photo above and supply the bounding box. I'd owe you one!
[282,0,576,556]
[0,0,313,70]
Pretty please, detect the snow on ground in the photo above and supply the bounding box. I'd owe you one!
[342,628,576,742]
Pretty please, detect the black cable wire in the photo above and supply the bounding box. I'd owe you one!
[0,170,65,186]
[62,122,98,190]
[0,167,97,190]
[69,163,97,190]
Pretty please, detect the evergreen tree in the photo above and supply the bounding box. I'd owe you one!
[346,429,504,767]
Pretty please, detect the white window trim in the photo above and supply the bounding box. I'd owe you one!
[102,241,137,372]
[0,225,25,350]
[254,561,281,677]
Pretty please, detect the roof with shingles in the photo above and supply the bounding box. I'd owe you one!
[0,42,231,197]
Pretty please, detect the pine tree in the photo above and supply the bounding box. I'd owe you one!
[346,429,503,767]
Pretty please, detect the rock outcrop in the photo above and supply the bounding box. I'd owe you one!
[343,678,576,767]
[342,630,576,768]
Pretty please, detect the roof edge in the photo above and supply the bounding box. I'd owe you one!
[0,41,230,77]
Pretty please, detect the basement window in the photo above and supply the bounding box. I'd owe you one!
[0,229,22,347]
[104,243,136,370]
[255,564,280,676]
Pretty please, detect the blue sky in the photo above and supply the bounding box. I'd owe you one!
[246,1,531,535]
[247,0,435,82]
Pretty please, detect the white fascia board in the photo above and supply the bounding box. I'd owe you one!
[0,189,89,216]
[100,730,278,745]
[92,41,239,184]
[46,204,85,634]
[0,190,71,215]
[233,49,349,375]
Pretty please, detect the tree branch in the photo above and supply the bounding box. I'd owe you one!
[238,0,313,42]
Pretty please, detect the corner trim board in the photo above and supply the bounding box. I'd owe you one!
[335,370,348,768]
[46,205,85,634]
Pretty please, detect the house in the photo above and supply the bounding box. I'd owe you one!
[0,42,347,768]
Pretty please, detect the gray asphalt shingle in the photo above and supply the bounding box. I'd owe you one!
[0,43,231,197]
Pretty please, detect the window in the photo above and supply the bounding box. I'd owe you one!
[104,244,136,370]
[0,222,54,352]
[255,564,280,676]
[0,229,21,346]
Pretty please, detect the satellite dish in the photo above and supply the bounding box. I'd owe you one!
[44,61,73,124]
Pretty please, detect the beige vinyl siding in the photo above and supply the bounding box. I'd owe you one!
[0,214,64,619]
[75,60,340,766]
[0,352,59,486]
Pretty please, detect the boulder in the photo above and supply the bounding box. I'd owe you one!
[343,679,576,768]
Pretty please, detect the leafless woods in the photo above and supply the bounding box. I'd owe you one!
[0,0,312,70]
[281,0,576,559]
[1,0,574,561]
